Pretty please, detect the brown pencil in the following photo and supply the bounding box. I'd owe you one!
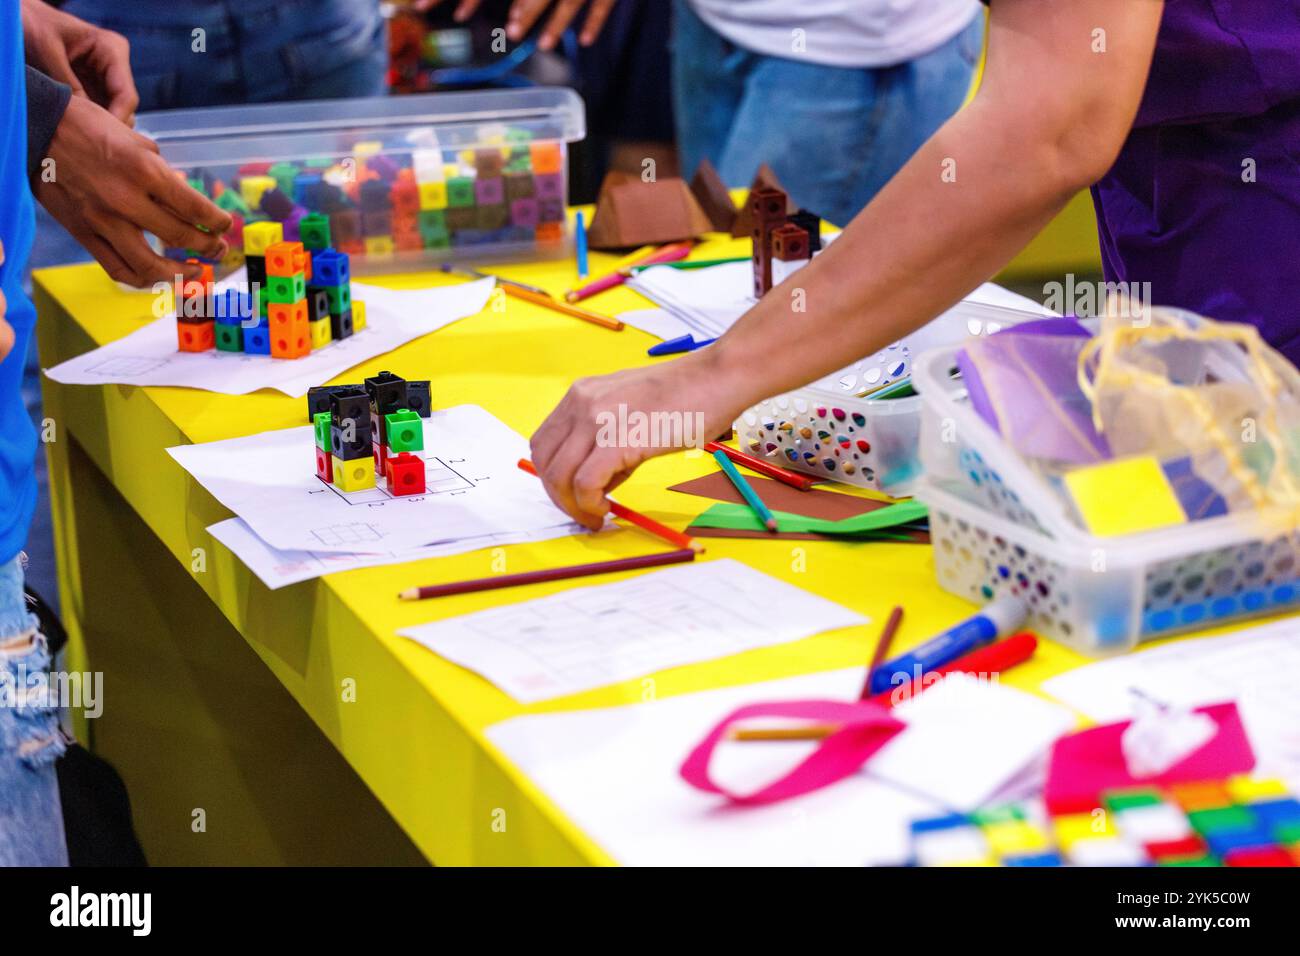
[398,548,697,601]
[859,605,904,700]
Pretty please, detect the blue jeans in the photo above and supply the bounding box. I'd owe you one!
[672,1,983,228]
[0,555,68,866]
[61,0,388,111]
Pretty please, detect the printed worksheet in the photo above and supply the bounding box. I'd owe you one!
[44,277,494,397]
[208,516,594,590]
[399,558,869,702]
[168,404,573,554]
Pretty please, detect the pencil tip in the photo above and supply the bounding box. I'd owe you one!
[563,291,578,303]
[398,590,416,601]
[765,519,779,533]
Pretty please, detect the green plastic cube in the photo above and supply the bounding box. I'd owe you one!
[447,177,476,208]
[215,190,252,217]
[266,273,306,304]
[1187,805,1256,835]
[299,212,332,250]
[215,323,242,352]
[268,162,298,196]
[313,412,331,450]
[418,209,448,244]
[323,284,351,315]
[1103,789,1165,812]
[384,410,424,452]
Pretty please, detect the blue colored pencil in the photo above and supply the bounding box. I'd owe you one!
[575,211,589,279]
[712,449,779,533]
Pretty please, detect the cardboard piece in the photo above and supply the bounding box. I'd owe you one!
[689,158,737,233]
[731,163,797,238]
[586,172,713,249]
[672,472,931,543]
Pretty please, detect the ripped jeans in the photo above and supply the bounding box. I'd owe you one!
[0,554,68,866]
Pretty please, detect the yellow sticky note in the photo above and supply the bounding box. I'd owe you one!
[1063,456,1187,537]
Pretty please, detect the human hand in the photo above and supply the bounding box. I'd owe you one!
[36,95,232,287]
[21,0,138,124]
[529,354,743,529]
[408,0,618,50]
[0,241,12,363]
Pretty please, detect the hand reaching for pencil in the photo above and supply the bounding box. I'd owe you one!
[529,357,744,530]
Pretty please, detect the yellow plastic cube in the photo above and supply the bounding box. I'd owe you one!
[1225,775,1289,805]
[352,300,367,333]
[1053,811,1115,849]
[983,821,1050,857]
[243,221,284,256]
[332,455,376,492]
[418,181,448,210]
[309,318,332,350]
[239,175,278,211]
[365,235,394,258]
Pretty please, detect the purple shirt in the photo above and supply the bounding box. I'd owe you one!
[1091,1,1300,362]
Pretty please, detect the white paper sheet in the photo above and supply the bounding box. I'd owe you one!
[872,672,1076,811]
[167,404,574,554]
[208,516,590,590]
[486,667,1073,864]
[625,263,1054,342]
[45,277,494,397]
[1041,618,1300,788]
[401,559,868,702]
[488,667,935,865]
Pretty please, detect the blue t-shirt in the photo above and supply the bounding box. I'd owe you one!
[0,5,38,565]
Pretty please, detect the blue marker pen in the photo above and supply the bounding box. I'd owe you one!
[867,597,1028,695]
[575,211,589,280]
[647,335,717,357]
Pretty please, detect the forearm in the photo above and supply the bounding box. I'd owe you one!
[698,0,1162,416]
[700,103,1081,413]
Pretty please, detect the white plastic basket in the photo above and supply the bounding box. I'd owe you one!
[912,344,1300,655]
[732,300,1045,492]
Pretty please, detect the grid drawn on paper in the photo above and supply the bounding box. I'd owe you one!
[322,454,475,505]
[83,356,171,377]
[309,522,386,547]
[461,581,757,684]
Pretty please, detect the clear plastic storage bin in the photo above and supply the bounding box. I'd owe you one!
[913,344,1300,656]
[732,300,1043,492]
[138,87,586,275]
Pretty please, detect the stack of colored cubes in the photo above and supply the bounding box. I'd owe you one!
[168,127,567,269]
[306,373,432,495]
[180,218,365,360]
[907,775,1300,867]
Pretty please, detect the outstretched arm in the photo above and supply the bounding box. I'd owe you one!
[531,0,1164,528]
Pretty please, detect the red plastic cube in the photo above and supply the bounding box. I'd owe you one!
[373,441,388,476]
[385,452,425,496]
[315,447,332,483]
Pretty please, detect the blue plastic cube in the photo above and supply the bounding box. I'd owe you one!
[243,317,271,355]
[215,289,254,325]
[312,249,350,286]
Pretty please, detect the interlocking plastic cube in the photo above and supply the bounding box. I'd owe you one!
[313,412,331,449]
[215,323,242,352]
[315,446,332,483]
[243,220,283,256]
[265,272,306,304]
[384,409,423,452]
[309,318,332,350]
[243,319,271,354]
[177,320,215,352]
[385,452,425,496]
[312,249,350,286]
[332,454,376,491]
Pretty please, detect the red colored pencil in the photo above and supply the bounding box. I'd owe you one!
[732,632,1037,740]
[704,442,816,492]
[858,605,904,700]
[517,459,703,552]
[398,548,697,601]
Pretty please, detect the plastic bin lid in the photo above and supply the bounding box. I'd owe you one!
[137,87,586,167]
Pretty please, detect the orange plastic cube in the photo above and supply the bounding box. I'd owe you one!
[535,222,564,244]
[264,241,308,277]
[268,300,310,358]
[529,141,562,175]
[177,320,215,352]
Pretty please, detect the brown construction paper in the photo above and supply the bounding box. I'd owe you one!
[669,472,890,520]
[586,172,713,249]
[688,525,931,545]
[689,158,737,232]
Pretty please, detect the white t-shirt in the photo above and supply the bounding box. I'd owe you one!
[687,0,981,69]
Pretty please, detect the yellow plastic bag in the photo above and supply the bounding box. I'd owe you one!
[1078,305,1300,519]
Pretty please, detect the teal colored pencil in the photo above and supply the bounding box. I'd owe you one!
[712,449,779,533]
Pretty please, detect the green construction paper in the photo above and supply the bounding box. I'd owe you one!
[691,498,929,535]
